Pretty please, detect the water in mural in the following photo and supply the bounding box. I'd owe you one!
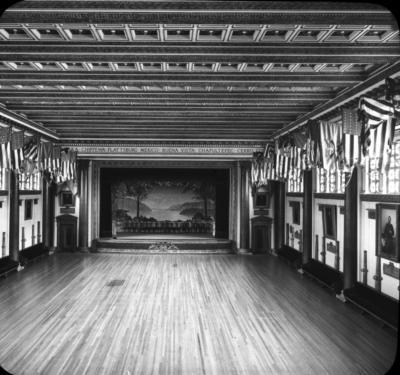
[111,176,216,236]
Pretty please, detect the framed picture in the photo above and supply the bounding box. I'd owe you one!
[321,205,337,240]
[60,191,74,207]
[24,199,33,220]
[289,201,301,225]
[376,204,400,262]
[255,185,270,208]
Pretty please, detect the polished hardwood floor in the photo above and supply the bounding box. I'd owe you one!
[0,253,397,375]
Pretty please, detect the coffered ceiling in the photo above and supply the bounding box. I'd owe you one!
[0,1,399,143]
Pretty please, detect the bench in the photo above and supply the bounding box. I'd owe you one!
[19,243,49,266]
[0,257,19,278]
[344,282,398,331]
[276,245,302,269]
[302,259,343,294]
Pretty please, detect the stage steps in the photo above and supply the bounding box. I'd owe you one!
[93,237,235,254]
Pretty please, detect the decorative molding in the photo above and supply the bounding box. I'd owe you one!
[361,194,400,203]
[60,207,76,214]
[286,192,303,198]
[19,190,42,196]
[148,241,179,251]
[315,193,345,200]
[383,262,400,279]
[254,208,270,216]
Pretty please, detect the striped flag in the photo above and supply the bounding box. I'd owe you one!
[359,97,395,172]
[70,150,77,181]
[11,131,24,172]
[0,127,12,170]
[53,144,61,171]
[42,142,53,172]
[342,107,362,170]
[306,120,321,168]
[320,120,342,171]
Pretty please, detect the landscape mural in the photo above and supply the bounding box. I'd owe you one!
[111,173,216,236]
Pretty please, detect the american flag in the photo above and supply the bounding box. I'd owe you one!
[0,127,12,170]
[342,107,362,170]
[11,131,25,172]
[53,144,61,171]
[22,136,41,176]
[319,120,342,171]
[42,142,53,172]
[306,119,321,168]
[359,97,395,173]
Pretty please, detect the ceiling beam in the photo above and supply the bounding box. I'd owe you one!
[6,105,311,112]
[1,43,398,65]
[1,1,396,25]
[0,72,363,86]
[0,92,334,101]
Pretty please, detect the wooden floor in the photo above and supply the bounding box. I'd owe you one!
[0,253,397,375]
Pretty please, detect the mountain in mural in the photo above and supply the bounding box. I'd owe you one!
[168,200,215,217]
[168,200,215,211]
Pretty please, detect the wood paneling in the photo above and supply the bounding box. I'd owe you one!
[0,253,396,374]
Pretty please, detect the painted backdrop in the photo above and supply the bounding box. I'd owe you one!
[111,171,216,235]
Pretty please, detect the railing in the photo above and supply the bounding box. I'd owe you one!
[117,220,213,234]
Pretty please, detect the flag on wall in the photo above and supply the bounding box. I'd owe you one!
[319,120,342,171]
[342,107,361,169]
[306,119,321,168]
[10,130,24,172]
[42,142,53,172]
[53,144,61,171]
[359,97,395,172]
[21,135,39,176]
[0,127,12,170]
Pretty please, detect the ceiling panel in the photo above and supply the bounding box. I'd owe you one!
[0,1,399,143]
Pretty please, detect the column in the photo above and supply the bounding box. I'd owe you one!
[273,181,285,250]
[239,161,250,250]
[8,170,19,262]
[78,160,89,251]
[343,166,358,290]
[42,177,55,249]
[302,169,314,265]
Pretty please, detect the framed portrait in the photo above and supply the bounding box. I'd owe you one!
[289,201,301,225]
[60,191,74,207]
[321,205,337,240]
[255,185,270,208]
[376,204,400,262]
[24,199,33,220]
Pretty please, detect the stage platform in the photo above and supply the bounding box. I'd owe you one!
[94,234,234,254]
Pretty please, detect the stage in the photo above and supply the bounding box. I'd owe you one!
[94,234,234,254]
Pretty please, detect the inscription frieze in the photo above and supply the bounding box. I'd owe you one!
[69,145,262,158]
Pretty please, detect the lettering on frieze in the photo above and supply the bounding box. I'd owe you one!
[74,146,260,156]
